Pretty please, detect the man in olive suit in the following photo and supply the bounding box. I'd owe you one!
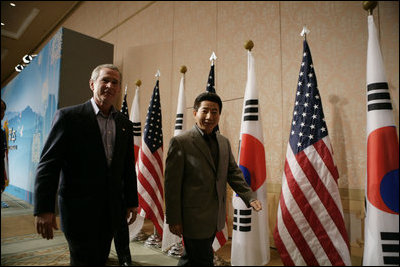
[165,92,262,266]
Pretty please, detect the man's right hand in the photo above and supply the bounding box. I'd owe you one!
[169,224,183,237]
[35,212,58,240]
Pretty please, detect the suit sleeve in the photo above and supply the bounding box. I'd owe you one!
[34,110,67,215]
[226,139,256,207]
[164,137,185,225]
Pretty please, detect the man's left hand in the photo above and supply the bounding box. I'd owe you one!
[250,200,262,211]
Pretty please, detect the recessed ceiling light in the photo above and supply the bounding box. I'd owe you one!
[10,3,16,7]
[15,65,24,72]
[1,23,4,26]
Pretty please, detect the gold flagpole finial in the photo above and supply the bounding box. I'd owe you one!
[363,1,377,15]
[180,65,187,74]
[244,40,254,51]
[135,80,142,87]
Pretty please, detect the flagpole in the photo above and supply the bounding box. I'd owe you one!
[363,1,377,15]
[244,40,254,72]
[154,69,160,239]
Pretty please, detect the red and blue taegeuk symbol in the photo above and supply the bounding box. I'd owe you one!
[367,126,399,214]
[239,134,266,192]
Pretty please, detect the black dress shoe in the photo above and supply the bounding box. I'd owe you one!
[119,256,132,266]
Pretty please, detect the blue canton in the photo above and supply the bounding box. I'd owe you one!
[120,93,129,118]
[289,40,328,154]
[144,80,163,153]
[206,64,216,93]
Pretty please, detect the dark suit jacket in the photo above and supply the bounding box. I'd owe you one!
[34,100,138,239]
[164,126,255,239]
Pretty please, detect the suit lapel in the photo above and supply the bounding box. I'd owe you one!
[83,101,108,167]
[190,127,216,172]
[216,133,228,179]
[112,113,125,167]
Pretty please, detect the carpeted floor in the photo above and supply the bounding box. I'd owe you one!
[1,192,282,266]
[1,193,127,266]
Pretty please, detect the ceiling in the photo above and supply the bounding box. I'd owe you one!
[1,1,80,88]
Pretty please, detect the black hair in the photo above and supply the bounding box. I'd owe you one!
[193,92,222,114]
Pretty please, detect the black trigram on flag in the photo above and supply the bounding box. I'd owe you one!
[133,122,141,137]
[244,99,259,121]
[367,82,393,111]
[233,208,252,232]
[175,113,184,130]
[381,232,399,265]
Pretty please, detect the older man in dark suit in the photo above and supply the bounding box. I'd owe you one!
[165,92,262,266]
[34,64,138,265]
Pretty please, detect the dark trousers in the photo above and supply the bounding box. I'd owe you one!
[178,234,215,266]
[114,218,131,264]
[66,230,113,266]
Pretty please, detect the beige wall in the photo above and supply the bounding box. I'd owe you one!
[54,1,398,264]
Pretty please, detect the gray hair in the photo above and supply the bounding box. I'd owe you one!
[90,64,122,84]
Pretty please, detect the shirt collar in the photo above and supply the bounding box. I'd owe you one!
[195,123,217,137]
[195,123,205,136]
[90,97,117,117]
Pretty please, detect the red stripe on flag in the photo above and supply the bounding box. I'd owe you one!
[273,221,295,266]
[139,149,164,198]
[283,161,320,265]
[137,147,165,235]
[296,150,350,249]
[138,194,163,235]
[215,230,227,247]
[313,139,339,182]
[288,156,346,265]
[137,170,164,221]
[134,145,140,164]
[154,149,164,175]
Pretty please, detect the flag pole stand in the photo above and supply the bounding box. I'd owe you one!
[131,230,149,242]
[144,226,162,248]
[167,240,184,258]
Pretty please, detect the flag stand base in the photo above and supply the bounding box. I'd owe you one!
[167,241,184,257]
[144,233,162,249]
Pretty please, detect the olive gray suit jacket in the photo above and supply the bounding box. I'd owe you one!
[165,125,255,239]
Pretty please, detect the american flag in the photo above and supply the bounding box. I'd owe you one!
[205,58,227,251]
[137,79,164,236]
[120,85,129,118]
[273,40,351,265]
[363,15,399,266]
